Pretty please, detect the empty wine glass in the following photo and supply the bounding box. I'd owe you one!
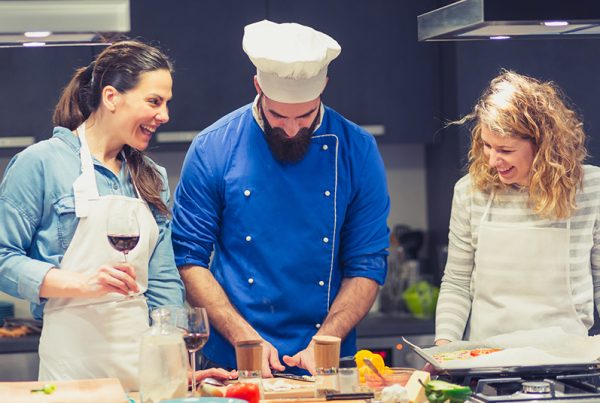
[107,207,140,262]
[182,307,210,396]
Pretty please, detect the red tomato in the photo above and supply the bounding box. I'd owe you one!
[225,382,261,403]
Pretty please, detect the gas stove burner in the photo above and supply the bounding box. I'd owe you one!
[467,372,600,402]
[521,381,551,394]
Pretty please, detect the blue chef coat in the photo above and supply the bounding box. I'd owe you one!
[172,102,390,371]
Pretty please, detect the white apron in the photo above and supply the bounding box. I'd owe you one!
[467,191,587,341]
[38,124,159,392]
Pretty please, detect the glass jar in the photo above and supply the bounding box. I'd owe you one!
[315,367,339,397]
[338,356,359,393]
[139,307,188,403]
[235,340,264,398]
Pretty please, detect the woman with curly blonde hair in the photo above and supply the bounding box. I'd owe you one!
[435,70,600,344]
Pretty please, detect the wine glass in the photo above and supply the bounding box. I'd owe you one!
[107,207,140,262]
[183,307,210,396]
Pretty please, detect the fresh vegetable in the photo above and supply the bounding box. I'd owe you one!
[225,382,260,403]
[30,383,57,395]
[469,348,502,357]
[200,383,224,397]
[424,380,471,403]
[354,349,388,383]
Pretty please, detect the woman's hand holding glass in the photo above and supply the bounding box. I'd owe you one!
[79,263,140,297]
[39,264,139,299]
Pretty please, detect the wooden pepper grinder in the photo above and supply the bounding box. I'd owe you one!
[235,339,264,397]
[312,335,341,397]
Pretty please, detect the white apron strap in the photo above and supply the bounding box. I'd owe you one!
[73,123,100,217]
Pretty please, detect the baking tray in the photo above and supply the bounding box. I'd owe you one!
[402,336,600,376]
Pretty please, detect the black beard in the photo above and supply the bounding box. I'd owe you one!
[260,104,319,164]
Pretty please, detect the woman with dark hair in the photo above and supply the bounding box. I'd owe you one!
[435,70,600,344]
[0,40,196,390]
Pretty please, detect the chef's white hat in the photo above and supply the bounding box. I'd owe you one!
[243,20,341,103]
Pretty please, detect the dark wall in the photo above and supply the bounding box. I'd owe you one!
[0,0,440,151]
[425,38,600,280]
[0,46,96,138]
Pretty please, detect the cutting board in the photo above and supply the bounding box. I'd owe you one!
[263,378,316,399]
[0,378,128,403]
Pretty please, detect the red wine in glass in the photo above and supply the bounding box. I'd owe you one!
[185,307,209,396]
[107,235,140,256]
[107,206,140,262]
[183,332,209,352]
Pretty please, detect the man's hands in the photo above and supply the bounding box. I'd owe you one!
[283,341,316,375]
[260,339,285,377]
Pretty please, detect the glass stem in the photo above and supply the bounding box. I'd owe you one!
[190,351,196,396]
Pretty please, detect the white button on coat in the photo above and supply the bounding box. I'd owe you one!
[324,190,331,197]
[323,237,329,243]
[315,323,321,329]
[318,281,325,286]
[246,235,252,242]
[244,190,251,197]
[322,145,328,151]
[248,278,255,284]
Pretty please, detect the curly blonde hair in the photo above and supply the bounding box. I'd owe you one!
[458,70,587,220]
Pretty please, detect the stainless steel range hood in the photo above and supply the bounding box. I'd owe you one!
[418,0,600,41]
[0,0,130,47]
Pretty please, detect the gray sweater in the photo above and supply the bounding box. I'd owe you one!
[436,165,600,341]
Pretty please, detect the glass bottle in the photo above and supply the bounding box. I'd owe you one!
[139,307,189,403]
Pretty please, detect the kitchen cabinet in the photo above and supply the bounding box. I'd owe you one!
[0,1,440,149]
[0,335,40,380]
[129,0,267,148]
[0,46,95,149]
[268,0,440,143]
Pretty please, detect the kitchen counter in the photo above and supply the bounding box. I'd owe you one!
[0,313,431,355]
[0,334,39,354]
[0,313,434,380]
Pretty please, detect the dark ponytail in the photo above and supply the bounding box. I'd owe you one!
[52,62,94,131]
[53,41,173,216]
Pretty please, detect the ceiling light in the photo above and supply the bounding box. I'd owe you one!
[24,31,52,38]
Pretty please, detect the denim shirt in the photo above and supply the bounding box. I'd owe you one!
[0,127,184,319]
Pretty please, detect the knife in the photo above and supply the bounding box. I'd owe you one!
[326,392,375,400]
[272,371,316,382]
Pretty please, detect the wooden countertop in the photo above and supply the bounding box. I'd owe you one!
[0,377,374,403]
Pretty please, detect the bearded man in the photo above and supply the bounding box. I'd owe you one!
[172,20,390,376]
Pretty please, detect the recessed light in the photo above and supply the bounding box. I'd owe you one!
[490,36,511,40]
[543,21,569,27]
[23,42,46,47]
[24,31,52,38]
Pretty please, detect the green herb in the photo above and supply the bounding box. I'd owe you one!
[30,383,57,395]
